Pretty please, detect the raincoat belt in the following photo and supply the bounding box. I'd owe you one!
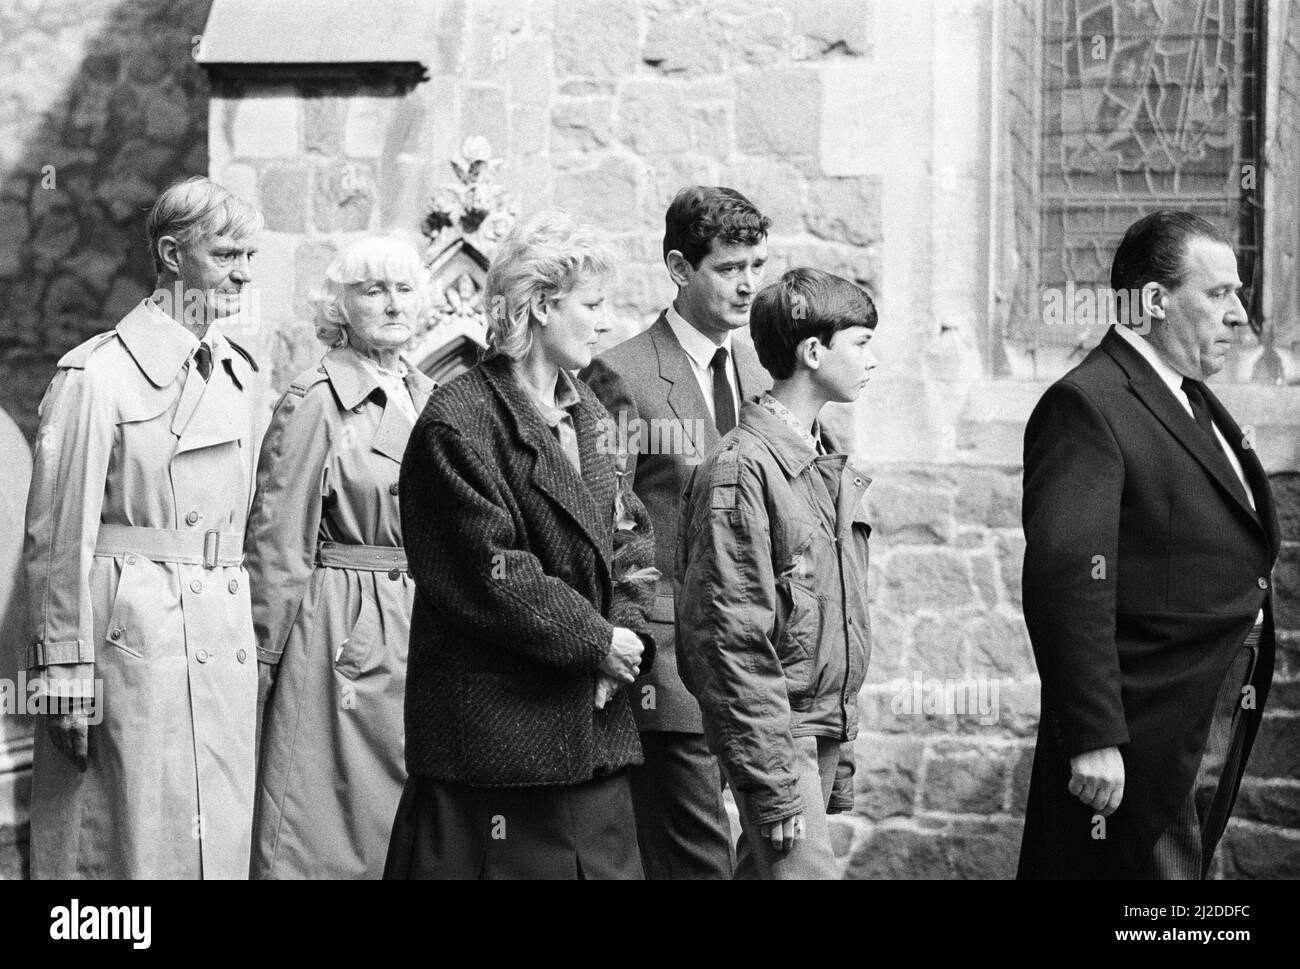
[94,523,244,569]
[315,541,407,572]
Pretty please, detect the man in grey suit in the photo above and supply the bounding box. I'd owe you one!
[581,186,772,878]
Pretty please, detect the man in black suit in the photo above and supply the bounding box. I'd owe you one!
[1018,211,1280,879]
[581,186,772,878]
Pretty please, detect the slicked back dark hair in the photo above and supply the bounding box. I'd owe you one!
[663,185,772,268]
[1110,210,1233,303]
[751,268,877,380]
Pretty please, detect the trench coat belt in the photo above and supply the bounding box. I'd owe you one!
[94,523,244,569]
[316,541,408,572]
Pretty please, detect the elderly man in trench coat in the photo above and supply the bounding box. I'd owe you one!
[22,176,264,879]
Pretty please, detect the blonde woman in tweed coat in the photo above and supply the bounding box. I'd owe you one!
[385,211,658,880]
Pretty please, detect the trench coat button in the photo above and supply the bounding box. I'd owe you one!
[186,510,200,525]
[388,568,401,581]
[109,627,123,641]
[228,578,239,594]
[125,554,137,566]
[237,649,248,664]
[389,482,399,495]
[1258,576,1269,590]
[854,477,862,486]
[196,649,209,663]
[190,579,203,593]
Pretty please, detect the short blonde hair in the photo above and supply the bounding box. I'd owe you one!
[147,176,263,273]
[312,236,429,348]
[483,210,619,361]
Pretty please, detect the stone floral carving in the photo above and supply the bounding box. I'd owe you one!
[421,136,520,250]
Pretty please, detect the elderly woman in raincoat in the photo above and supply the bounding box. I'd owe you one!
[23,176,263,879]
[246,236,435,879]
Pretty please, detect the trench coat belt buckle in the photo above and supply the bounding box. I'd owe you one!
[315,541,408,572]
[94,523,244,570]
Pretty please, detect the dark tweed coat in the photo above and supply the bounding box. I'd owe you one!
[399,354,656,788]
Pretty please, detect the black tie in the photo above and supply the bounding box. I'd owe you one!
[1183,377,1252,508]
[710,346,736,436]
[1181,378,1217,441]
[194,344,212,383]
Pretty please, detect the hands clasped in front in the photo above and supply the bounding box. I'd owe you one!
[594,626,643,709]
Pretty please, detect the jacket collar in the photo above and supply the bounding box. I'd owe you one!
[739,399,821,478]
[1100,326,1264,534]
[117,299,200,387]
[479,354,615,567]
[323,346,436,461]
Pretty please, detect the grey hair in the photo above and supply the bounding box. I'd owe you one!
[312,236,429,348]
[483,210,619,361]
[147,176,264,274]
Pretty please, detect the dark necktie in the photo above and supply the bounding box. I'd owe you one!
[1182,377,1251,507]
[194,344,212,383]
[1181,378,1217,442]
[710,346,736,435]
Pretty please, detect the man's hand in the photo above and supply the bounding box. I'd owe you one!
[760,814,805,852]
[599,626,644,684]
[47,711,89,772]
[1068,745,1125,816]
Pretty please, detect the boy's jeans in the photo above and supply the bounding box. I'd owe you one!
[728,735,841,880]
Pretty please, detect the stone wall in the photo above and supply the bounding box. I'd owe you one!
[206,0,884,424]
[824,466,1300,879]
[1,0,1297,879]
[0,0,214,443]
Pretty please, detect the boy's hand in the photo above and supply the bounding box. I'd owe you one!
[760,814,805,852]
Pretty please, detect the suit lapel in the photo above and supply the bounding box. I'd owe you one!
[650,313,718,458]
[1103,330,1262,533]
[1202,383,1279,556]
[733,338,771,403]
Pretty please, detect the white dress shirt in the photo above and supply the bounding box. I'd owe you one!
[666,305,740,423]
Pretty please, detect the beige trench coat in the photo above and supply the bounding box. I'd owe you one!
[246,346,433,879]
[23,299,260,879]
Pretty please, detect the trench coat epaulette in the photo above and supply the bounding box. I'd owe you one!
[286,365,330,398]
[55,331,117,370]
[708,438,741,510]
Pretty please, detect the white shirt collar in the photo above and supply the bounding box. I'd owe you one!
[1113,324,1187,401]
[666,304,732,372]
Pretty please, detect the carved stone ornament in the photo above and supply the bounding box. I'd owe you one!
[410,138,520,383]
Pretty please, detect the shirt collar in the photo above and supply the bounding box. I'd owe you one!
[519,366,582,429]
[1112,324,1188,401]
[759,392,820,453]
[666,304,732,373]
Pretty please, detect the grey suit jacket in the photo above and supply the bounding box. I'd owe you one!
[581,311,771,732]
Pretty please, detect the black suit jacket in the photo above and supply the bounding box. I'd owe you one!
[580,312,771,732]
[1018,327,1279,879]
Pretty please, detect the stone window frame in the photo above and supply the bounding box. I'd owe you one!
[959,0,1300,474]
